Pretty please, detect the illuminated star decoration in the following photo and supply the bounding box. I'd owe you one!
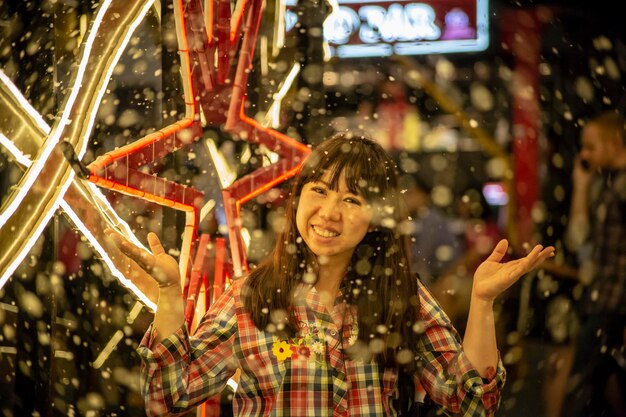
[173,0,311,277]
[0,0,310,322]
[86,0,311,315]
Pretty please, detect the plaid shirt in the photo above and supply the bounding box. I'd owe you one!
[585,168,626,314]
[138,278,505,416]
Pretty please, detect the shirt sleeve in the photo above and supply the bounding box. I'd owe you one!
[415,280,506,416]
[136,284,240,417]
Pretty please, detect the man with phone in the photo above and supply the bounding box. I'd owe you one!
[563,110,626,417]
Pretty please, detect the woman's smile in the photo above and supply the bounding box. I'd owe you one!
[311,225,340,238]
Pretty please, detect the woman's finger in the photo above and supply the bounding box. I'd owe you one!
[518,245,555,271]
[528,244,544,259]
[147,232,165,256]
[530,247,556,269]
[106,229,155,272]
[486,239,509,263]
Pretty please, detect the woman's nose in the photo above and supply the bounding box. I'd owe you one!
[319,197,341,221]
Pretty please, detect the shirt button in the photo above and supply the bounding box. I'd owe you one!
[329,329,337,336]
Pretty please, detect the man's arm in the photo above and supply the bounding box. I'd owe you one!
[565,157,592,251]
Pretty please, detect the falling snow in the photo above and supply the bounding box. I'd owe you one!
[0,0,625,416]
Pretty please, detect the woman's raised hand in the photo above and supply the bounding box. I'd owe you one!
[472,239,555,302]
[105,229,181,289]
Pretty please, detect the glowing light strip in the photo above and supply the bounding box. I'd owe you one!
[174,0,197,117]
[91,330,124,369]
[206,0,214,42]
[90,301,145,369]
[200,199,216,222]
[0,192,63,289]
[1,0,154,288]
[179,212,198,290]
[76,0,156,160]
[205,138,237,188]
[272,0,286,55]
[0,127,56,288]
[0,49,151,303]
[0,133,32,167]
[0,72,147,251]
[84,181,148,250]
[334,44,393,58]
[88,175,197,211]
[165,0,200,284]
[88,121,195,172]
[0,71,49,134]
[128,300,144,321]
[230,0,248,44]
[264,63,300,128]
[0,0,113,228]
[61,201,157,310]
[240,113,311,155]
[240,227,251,250]
[235,161,304,208]
[0,132,154,307]
[54,351,76,360]
[186,233,211,329]
[262,147,279,165]
[260,35,268,77]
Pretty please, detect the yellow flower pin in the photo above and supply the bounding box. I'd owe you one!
[272,340,293,361]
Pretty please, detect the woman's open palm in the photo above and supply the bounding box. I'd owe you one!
[472,239,555,302]
[105,230,181,289]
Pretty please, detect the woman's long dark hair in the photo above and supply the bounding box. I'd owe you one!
[243,132,422,371]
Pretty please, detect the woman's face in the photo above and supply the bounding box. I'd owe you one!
[296,170,373,267]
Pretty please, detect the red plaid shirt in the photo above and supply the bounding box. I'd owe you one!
[138,278,505,416]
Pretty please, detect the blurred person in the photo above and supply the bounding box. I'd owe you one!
[432,188,503,335]
[107,133,555,417]
[349,80,422,152]
[400,174,468,336]
[562,110,626,417]
[375,79,421,152]
[452,189,502,275]
[400,174,463,288]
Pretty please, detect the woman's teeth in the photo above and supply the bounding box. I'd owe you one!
[312,225,339,238]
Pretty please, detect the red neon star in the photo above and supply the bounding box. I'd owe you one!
[86,0,310,313]
[179,0,311,276]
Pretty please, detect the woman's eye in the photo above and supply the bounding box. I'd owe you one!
[344,197,362,206]
[311,186,326,194]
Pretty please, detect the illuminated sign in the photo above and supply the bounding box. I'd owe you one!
[286,0,488,58]
[483,182,508,206]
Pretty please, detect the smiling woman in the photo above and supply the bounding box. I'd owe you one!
[105,131,556,416]
[296,175,373,272]
[247,133,419,360]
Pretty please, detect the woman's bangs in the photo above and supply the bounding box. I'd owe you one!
[342,158,384,199]
[299,134,392,200]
